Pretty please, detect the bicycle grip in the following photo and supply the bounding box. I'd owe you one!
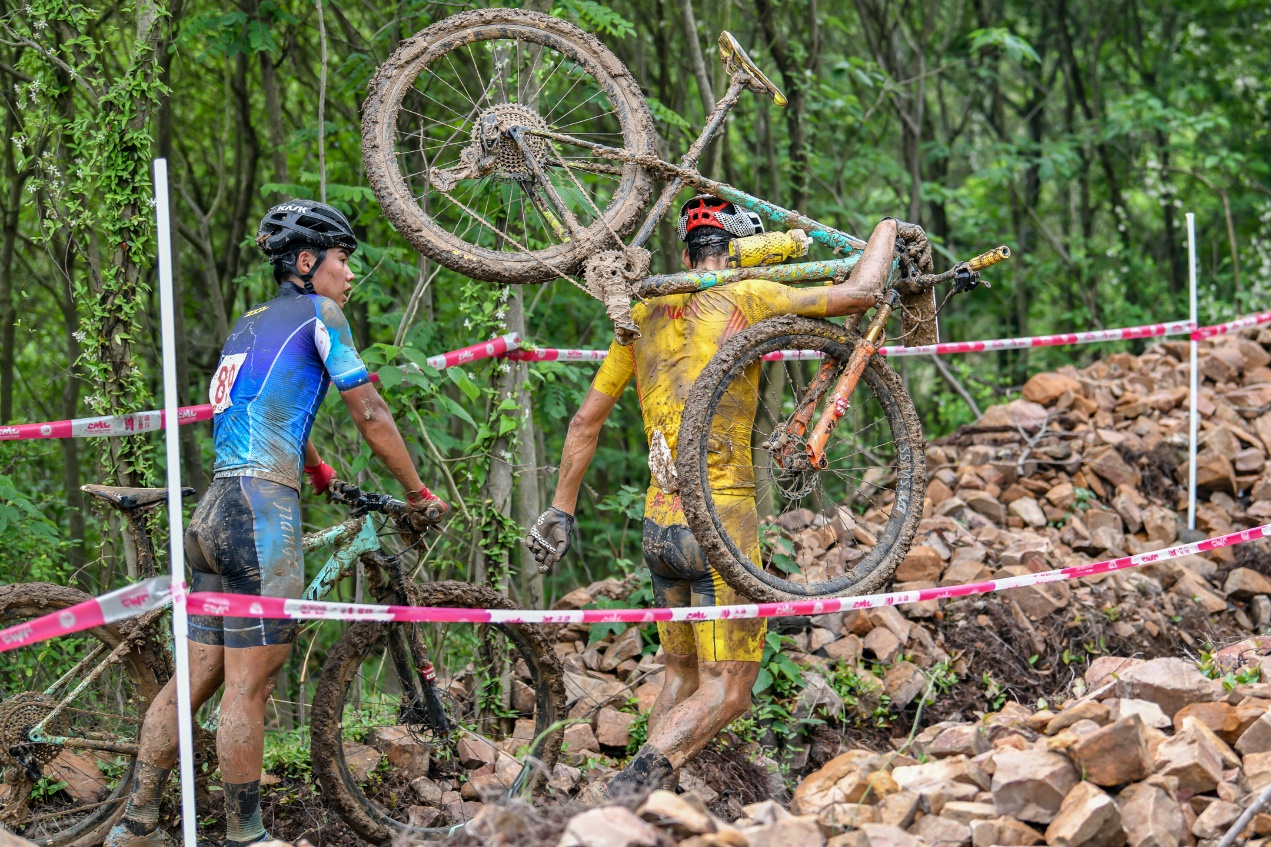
[966,246,1011,272]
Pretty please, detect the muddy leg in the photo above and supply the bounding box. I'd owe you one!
[647,648,697,739]
[135,641,225,769]
[643,659,759,769]
[217,642,292,782]
[105,641,224,845]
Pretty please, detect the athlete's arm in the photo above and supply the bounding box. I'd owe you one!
[550,388,620,513]
[770,219,897,318]
[339,382,425,495]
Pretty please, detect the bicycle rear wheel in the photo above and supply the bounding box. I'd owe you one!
[677,316,926,602]
[363,9,657,285]
[0,583,164,847]
[309,581,565,843]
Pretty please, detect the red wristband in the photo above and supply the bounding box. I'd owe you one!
[407,485,437,505]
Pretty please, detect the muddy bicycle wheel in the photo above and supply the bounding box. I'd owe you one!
[677,315,926,602]
[0,583,164,847]
[309,581,565,843]
[363,9,657,285]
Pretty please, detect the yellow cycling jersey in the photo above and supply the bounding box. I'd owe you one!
[592,278,831,496]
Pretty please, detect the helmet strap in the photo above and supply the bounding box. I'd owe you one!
[284,246,327,294]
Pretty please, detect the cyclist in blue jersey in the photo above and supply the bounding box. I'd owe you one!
[106,201,446,847]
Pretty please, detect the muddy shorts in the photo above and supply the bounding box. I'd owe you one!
[643,490,765,663]
[185,476,303,648]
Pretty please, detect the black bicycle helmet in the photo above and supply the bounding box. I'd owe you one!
[256,200,358,291]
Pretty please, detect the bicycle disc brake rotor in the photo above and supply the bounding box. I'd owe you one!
[0,692,68,766]
[762,430,821,500]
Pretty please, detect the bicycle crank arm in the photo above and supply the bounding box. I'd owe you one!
[805,291,899,468]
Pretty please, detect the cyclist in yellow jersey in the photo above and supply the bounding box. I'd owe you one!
[526,196,902,795]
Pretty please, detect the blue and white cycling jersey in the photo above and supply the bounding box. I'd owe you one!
[209,281,370,490]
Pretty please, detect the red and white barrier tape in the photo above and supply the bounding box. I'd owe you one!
[0,331,516,441]
[5,306,1268,443]
[0,406,214,442]
[505,347,609,363]
[878,319,1196,358]
[1191,311,1271,341]
[432,318,1202,366]
[0,577,174,654]
[3,525,1265,653]
[426,332,520,370]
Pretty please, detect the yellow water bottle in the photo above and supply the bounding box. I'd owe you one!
[727,229,811,268]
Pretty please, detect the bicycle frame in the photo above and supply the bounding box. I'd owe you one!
[26,515,386,755]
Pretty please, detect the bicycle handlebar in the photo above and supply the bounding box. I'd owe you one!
[326,480,445,524]
[966,245,1011,272]
[903,244,1012,293]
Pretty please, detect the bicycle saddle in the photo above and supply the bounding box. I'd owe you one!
[718,32,787,108]
[81,484,196,511]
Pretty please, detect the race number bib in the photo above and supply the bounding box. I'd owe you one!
[209,353,247,414]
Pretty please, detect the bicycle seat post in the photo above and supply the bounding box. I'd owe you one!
[82,484,196,580]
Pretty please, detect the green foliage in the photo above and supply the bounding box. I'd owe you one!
[553,0,635,38]
[753,632,803,697]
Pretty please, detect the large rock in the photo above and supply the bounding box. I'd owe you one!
[1191,800,1242,840]
[929,725,990,758]
[1114,658,1215,719]
[977,400,1049,430]
[1153,721,1224,793]
[1236,710,1271,755]
[1069,715,1153,787]
[1173,701,1244,742]
[990,749,1079,824]
[894,545,944,582]
[791,750,895,813]
[853,824,921,847]
[1044,781,1125,847]
[372,725,431,779]
[1086,445,1141,489]
[1023,372,1083,405]
[882,662,927,709]
[969,817,1044,846]
[556,806,659,847]
[1223,567,1271,600]
[1009,497,1048,528]
[636,790,715,836]
[1116,781,1183,847]
[910,814,972,845]
[595,707,637,748]
[744,815,825,847]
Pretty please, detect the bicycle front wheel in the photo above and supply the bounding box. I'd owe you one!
[363,9,657,285]
[677,316,926,602]
[0,583,164,847]
[309,581,565,843]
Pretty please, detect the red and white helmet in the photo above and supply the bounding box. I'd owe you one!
[677,195,764,242]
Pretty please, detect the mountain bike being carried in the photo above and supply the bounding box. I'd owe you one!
[362,10,1010,603]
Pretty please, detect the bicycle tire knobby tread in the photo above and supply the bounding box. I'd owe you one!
[363,9,657,285]
[0,582,166,847]
[309,580,566,844]
[677,315,927,603]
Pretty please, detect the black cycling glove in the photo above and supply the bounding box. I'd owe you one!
[525,507,575,573]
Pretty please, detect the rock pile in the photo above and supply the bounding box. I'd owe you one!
[775,648,1271,846]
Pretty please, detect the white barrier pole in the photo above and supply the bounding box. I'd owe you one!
[154,159,199,846]
[1187,212,1199,531]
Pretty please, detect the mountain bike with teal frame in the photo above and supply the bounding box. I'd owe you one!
[0,481,564,845]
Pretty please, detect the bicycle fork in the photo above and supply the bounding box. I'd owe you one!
[783,291,900,470]
[365,553,453,735]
